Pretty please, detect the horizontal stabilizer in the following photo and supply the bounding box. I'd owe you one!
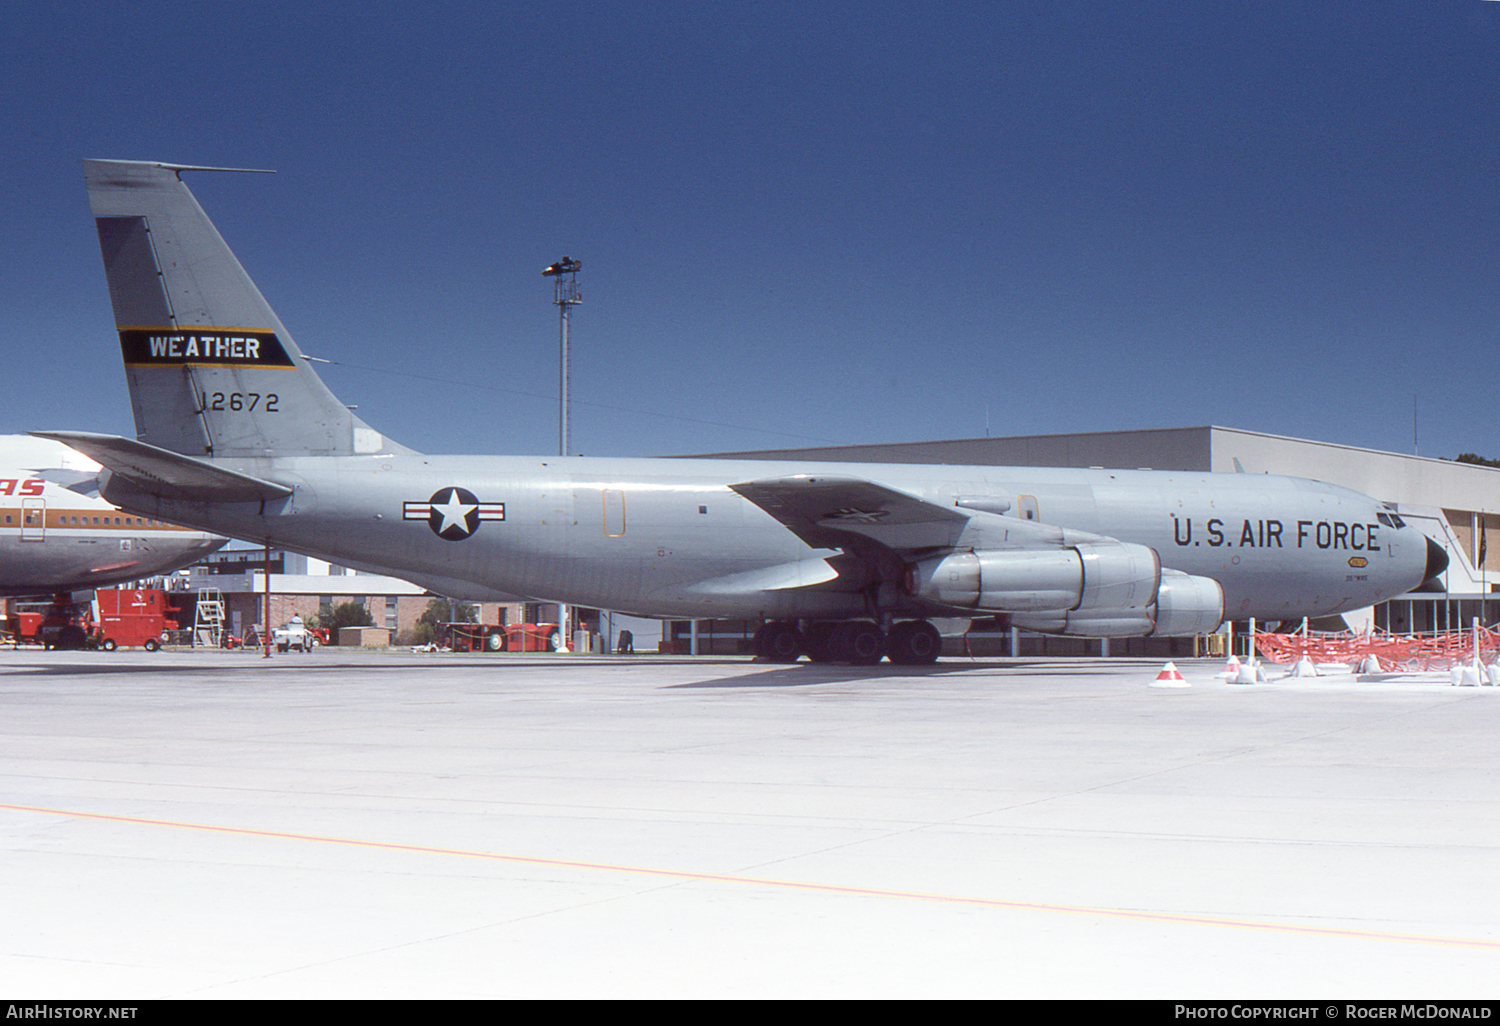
[85,161,276,177]
[30,431,291,503]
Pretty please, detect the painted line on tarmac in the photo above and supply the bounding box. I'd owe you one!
[6,800,1496,951]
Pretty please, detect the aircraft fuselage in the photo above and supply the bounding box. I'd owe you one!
[0,475,224,596]
[98,453,1428,622]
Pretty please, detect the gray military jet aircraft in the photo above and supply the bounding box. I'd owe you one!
[39,159,1446,664]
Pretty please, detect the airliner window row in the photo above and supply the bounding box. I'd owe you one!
[2,512,181,529]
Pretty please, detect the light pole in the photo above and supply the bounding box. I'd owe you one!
[543,257,581,650]
[542,257,582,457]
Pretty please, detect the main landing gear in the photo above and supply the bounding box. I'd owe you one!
[751,619,942,665]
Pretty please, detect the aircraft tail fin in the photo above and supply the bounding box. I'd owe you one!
[83,159,411,458]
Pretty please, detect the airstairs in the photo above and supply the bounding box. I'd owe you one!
[194,589,225,649]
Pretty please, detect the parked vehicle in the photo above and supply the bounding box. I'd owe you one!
[1,588,183,651]
[38,598,94,650]
[5,606,48,646]
[442,620,561,652]
[95,589,183,651]
[502,622,562,652]
[274,616,319,652]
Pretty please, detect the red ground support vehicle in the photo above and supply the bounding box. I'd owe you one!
[36,597,95,650]
[443,621,561,652]
[95,589,184,651]
[443,622,500,652]
[3,590,184,650]
[7,608,47,645]
[502,622,562,652]
[2,598,79,647]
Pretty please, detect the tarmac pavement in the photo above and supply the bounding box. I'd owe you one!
[1,649,1497,998]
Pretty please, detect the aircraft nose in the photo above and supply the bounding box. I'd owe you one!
[1424,536,1449,583]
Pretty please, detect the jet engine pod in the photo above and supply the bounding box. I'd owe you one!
[1009,565,1222,638]
[1152,568,1225,637]
[904,547,1084,611]
[1073,540,1161,614]
[904,541,1160,616]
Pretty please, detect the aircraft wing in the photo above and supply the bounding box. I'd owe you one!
[730,472,1086,558]
[729,475,979,556]
[30,431,292,503]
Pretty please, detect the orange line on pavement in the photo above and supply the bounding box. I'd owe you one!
[6,800,1497,951]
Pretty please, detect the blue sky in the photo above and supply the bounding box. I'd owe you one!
[5,2,1499,461]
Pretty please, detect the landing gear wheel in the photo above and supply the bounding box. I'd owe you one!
[754,621,803,662]
[887,620,941,665]
[830,620,885,665]
[751,623,770,656]
[801,621,836,663]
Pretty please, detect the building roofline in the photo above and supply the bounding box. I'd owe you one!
[694,424,1497,474]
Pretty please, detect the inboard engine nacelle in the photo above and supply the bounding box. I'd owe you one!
[902,543,1224,638]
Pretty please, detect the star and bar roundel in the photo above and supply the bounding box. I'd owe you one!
[403,488,505,541]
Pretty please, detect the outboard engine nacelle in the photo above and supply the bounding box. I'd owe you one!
[1152,568,1225,637]
[904,543,1223,638]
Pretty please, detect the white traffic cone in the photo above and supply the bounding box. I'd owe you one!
[1151,661,1189,688]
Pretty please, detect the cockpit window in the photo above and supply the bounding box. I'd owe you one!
[1377,512,1406,529]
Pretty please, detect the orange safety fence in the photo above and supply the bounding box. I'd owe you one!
[446,623,500,651]
[1253,626,1500,671]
